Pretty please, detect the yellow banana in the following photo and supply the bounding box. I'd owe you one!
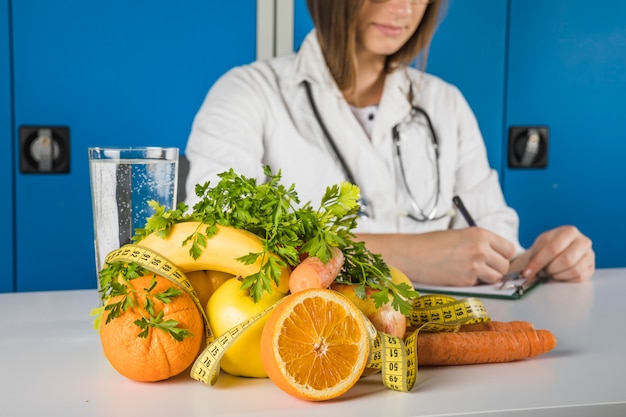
[137,221,290,294]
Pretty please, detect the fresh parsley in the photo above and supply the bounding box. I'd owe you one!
[132,166,418,316]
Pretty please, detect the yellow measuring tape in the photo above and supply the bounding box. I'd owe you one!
[103,244,491,393]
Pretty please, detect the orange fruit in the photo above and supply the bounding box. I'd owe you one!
[186,269,233,308]
[260,288,370,401]
[100,274,204,382]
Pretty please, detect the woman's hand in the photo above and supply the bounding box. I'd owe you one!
[512,225,595,282]
[357,228,516,286]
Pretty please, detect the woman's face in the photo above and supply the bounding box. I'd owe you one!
[356,0,428,59]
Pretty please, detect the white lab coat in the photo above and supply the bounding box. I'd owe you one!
[185,31,522,252]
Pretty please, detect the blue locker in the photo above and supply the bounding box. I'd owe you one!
[0,0,13,292]
[505,0,626,267]
[11,1,258,291]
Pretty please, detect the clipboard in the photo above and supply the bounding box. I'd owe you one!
[412,274,547,300]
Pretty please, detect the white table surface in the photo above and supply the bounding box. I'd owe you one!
[1,269,625,417]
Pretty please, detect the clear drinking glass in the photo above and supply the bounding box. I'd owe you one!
[88,147,179,282]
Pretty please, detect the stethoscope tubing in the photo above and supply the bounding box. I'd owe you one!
[303,79,444,222]
[392,107,446,222]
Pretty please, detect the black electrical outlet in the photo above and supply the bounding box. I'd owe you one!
[508,125,549,169]
[19,125,70,173]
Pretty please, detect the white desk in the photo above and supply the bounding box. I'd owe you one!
[1,269,625,417]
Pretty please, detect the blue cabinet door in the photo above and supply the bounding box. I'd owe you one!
[12,1,258,291]
[505,0,626,267]
[0,0,13,292]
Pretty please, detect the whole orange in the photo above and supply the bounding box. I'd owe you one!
[100,274,204,382]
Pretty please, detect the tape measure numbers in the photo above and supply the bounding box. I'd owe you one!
[410,295,491,332]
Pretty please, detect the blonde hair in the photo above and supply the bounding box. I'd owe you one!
[306,0,445,91]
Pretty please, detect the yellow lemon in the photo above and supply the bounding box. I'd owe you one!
[206,277,286,378]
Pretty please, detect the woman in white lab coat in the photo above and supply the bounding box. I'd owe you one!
[185,0,594,285]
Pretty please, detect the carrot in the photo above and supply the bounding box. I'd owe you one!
[289,246,344,294]
[417,329,557,366]
[458,320,535,333]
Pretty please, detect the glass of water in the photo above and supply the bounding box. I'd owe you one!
[88,147,179,280]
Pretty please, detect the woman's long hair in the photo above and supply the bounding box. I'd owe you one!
[306,0,446,92]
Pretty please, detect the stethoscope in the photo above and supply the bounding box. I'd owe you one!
[303,79,447,222]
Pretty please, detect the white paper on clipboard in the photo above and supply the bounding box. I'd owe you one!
[412,274,547,300]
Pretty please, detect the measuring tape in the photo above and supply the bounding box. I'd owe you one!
[411,294,491,330]
[103,244,491,393]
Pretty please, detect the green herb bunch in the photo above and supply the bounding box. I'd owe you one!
[133,166,418,316]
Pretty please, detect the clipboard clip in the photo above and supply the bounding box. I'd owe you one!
[499,271,550,296]
[499,272,526,290]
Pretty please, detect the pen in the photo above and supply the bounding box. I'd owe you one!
[452,195,476,227]
[452,195,540,291]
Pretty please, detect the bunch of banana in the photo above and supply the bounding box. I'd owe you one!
[136,221,291,296]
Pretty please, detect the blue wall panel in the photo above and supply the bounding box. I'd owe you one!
[505,0,626,267]
[428,0,508,173]
[0,0,13,292]
[12,1,258,291]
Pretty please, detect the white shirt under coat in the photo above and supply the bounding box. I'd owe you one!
[185,31,523,253]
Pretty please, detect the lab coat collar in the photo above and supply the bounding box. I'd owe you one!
[293,31,344,99]
[294,30,416,133]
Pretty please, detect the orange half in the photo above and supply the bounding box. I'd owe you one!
[260,288,369,401]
